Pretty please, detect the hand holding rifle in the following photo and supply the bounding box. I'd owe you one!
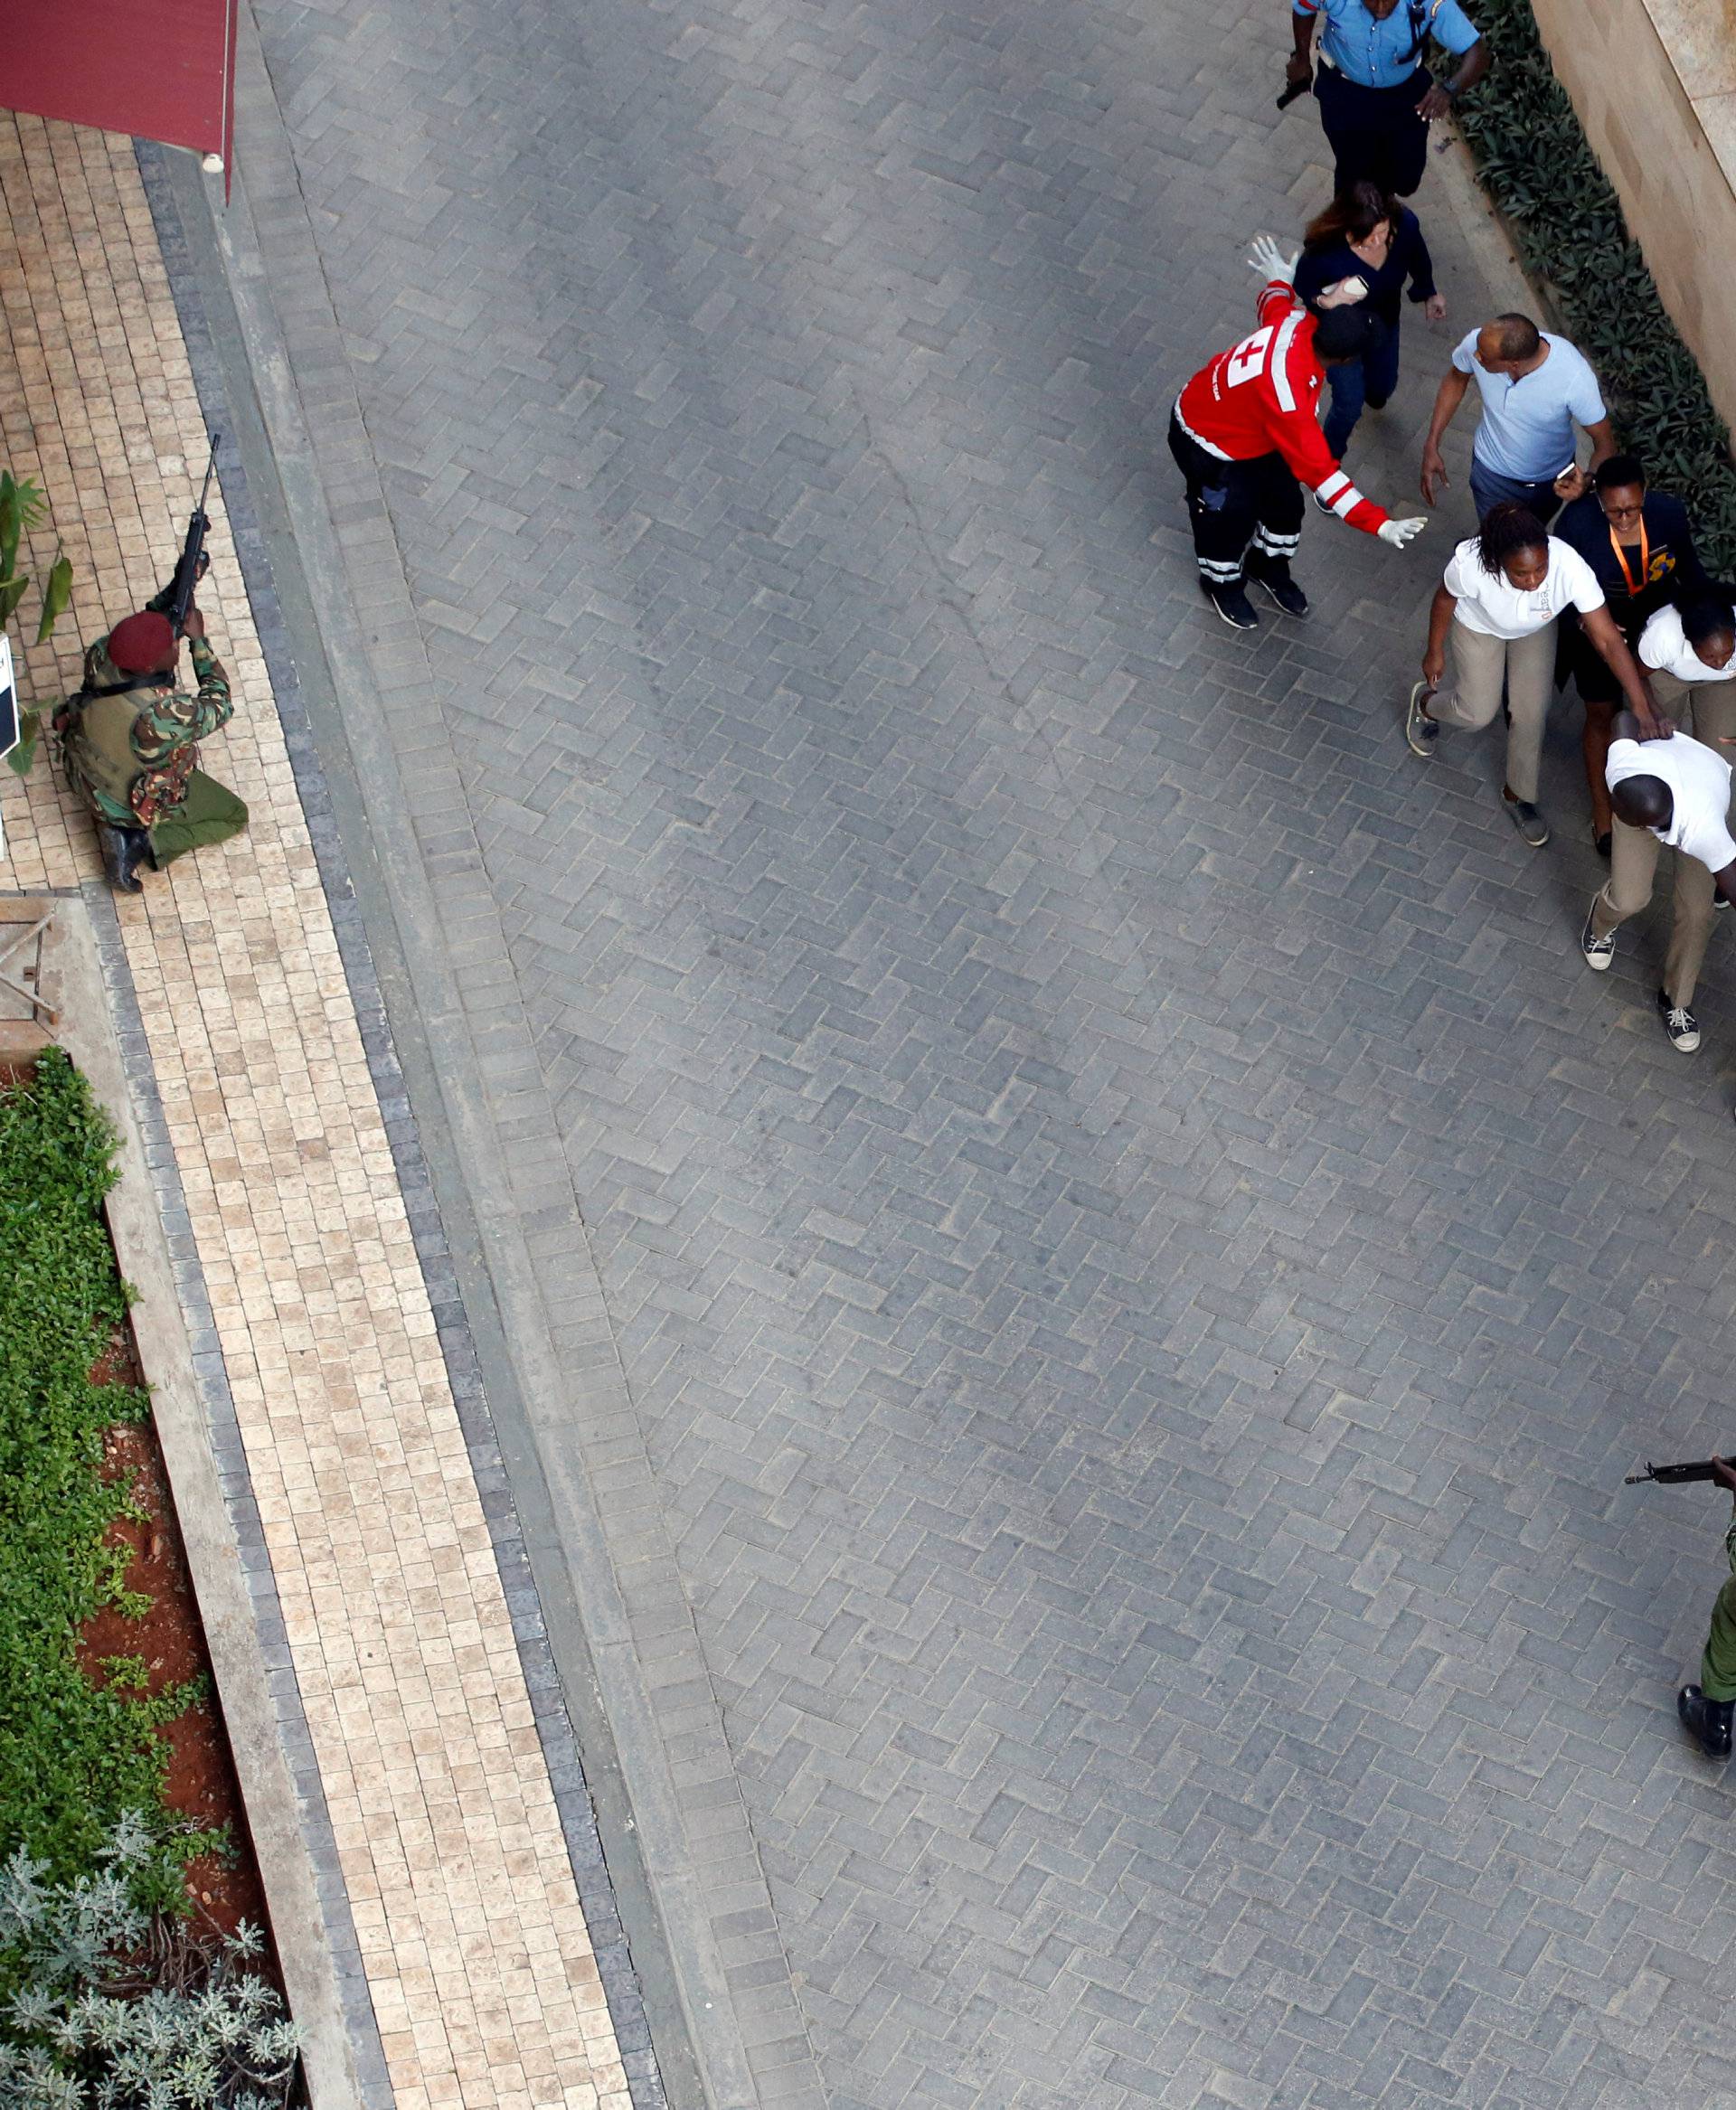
[167,436,219,637]
[1627,1455,1736,1491]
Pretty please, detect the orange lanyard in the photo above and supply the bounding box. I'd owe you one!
[1610,516,1650,598]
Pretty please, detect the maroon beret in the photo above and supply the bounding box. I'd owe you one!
[107,610,176,674]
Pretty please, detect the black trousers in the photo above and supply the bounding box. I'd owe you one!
[1314,65,1431,197]
[1168,412,1304,588]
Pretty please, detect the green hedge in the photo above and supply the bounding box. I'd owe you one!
[0,1050,199,1890]
[1456,0,1736,570]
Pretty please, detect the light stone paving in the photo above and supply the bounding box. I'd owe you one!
[0,112,628,2110]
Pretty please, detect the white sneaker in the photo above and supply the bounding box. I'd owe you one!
[1580,900,1615,971]
[1658,989,1701,1052]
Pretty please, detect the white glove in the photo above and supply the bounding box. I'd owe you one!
[1378,515,1429,548]
[1247,234,1298,288]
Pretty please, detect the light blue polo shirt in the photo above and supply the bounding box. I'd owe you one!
[1450,329,1608,480]
[1293,0,1481,88]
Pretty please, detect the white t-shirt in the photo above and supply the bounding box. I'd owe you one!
[1637,604,1736,686]
[1442,535,1606,640]
[1606,731,1736,872]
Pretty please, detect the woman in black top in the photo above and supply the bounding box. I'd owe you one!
[1554,454,1705,853]
[1293,182,1446,461]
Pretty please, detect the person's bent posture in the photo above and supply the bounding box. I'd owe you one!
[1169,237,1428,630]
[1405,501,1656,847]
[54,588,245,894]
[1582,598,1736,1052]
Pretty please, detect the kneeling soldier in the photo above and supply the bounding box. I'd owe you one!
[55,586,246,892]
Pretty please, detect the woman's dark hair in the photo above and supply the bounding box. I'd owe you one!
[1477,500,1549,579]
[1303,181,1399,253]
[1593,453,1646,494]
[1676,585,1736,652]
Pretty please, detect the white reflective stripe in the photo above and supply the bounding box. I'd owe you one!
[1269,309,1304,413]
[1329,483,1365,520]
[1174,397,1232,460]
[1316,470,1351,504]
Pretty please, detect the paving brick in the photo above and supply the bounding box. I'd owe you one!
[227,0,1736,2099]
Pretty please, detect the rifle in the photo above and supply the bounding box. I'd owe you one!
[1626,1456,1735,1486]
[1276,71,1311,110]
[166,435,219,636]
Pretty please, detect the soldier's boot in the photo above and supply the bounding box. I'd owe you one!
[1678,1685,1734,1759]
[96,822,151,894]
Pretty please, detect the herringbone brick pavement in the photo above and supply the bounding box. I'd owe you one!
[251,0,1736,2097]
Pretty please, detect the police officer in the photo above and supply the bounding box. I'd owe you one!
[1286,0,1491,199]
[54,577,246,893]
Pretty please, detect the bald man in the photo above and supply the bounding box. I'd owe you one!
[1420,314,1616,523]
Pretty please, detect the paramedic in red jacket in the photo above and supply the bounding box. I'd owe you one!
[1170,237,1429,628]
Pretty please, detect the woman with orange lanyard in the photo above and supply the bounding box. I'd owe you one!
[1555,453,1704,855]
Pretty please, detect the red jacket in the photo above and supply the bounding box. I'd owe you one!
[1175,282,1389,535]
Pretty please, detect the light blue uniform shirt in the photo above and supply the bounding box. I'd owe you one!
[1450,329,1608,481]
[1293,0,1480,88]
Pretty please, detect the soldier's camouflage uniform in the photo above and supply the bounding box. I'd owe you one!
[54,583,247,866]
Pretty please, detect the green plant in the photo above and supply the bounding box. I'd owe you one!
[0,470,75,778]
[0,1814,300,2110]
[1455,0,1736,570]
[0,1054,200,1889]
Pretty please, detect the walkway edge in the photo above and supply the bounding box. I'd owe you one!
[151,12,792,2107]
[52,890,369,2110]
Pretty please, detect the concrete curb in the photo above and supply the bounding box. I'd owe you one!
[42,890,373,2110]
[131,115,680,2110]
[133,7,799,2096]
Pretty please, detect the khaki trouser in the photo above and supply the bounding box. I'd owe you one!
[1428,618,1557,804]
[1590,668,1736,1006]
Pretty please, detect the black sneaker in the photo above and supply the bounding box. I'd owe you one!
[1405,682,1439,758]
[1203,580,1259,630]
[1657,987,1701,1052]
[1503,792,1549,848]
[1580,900,1615,971]
[1246,558,1309,619]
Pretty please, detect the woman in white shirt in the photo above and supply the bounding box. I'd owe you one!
[1404,501,1659,847]
[1637,589,1736,741]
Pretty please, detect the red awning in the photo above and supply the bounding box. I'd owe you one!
[0,0,237,168]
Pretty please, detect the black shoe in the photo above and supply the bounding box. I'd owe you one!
[1679,1684,1733,1759]
[1502,791,1550,848]
[1657,987,1701,1052]
[97,823,150,894]
[1203,580,1259,630]
[1593,827,1612,861]
[1364,392,1391,412]
[1246,555,1309,619]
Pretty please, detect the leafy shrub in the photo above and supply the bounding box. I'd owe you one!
[0,1814,300,2110]
[1455,0,1736,569]
[0,1053,197,1886]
